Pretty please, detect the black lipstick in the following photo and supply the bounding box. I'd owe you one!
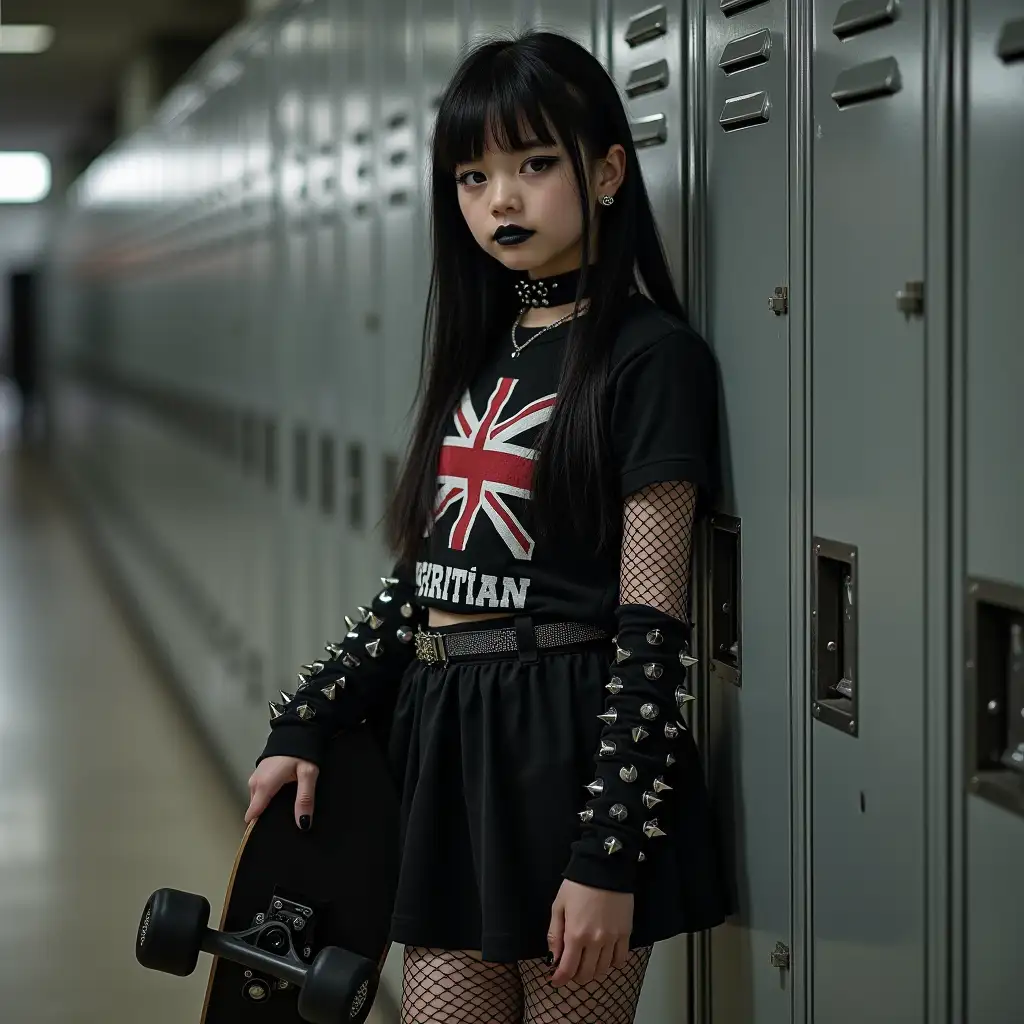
[494,224,536,246]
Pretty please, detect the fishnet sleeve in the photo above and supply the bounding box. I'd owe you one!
[618,480,696,622]
[561,480,699,892]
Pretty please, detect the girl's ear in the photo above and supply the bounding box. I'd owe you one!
[593,143,627,201]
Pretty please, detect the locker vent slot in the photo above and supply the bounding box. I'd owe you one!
[719,30,772,75]
[319,433,335,516]
[630,113,668,148]
[997,19,1024,64]
[833,0,899,41]
[294,425,310,504]
[831,57,902,108]
[719,91,771,131]
[966,578,1024,819]
[387,190,409,207]
[386,112,409,131]
[720,0,770,16]
[264,419,277,489]
[625,5,667,47]
[383,453,400,507]
[347,442,365,530]
[811,539,858,736]
[626,59,670,98]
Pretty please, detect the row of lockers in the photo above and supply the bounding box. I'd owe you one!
[45,1,1024,1023]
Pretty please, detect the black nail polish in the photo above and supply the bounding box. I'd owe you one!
[299,815,311,831]
[544,951,554,966]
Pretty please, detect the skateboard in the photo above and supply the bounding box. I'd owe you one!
[135,722,401,1024]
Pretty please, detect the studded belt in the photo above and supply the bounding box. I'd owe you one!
[414,619,607,665]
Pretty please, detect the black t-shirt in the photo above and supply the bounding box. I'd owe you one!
[413,293,719,628]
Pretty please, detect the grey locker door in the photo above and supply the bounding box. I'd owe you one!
[810,2,928,1020]
[962,6,1024,1022]
[699,1,795,1022]
[610,1,685,287]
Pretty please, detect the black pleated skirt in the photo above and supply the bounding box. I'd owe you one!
[385,615,729,963]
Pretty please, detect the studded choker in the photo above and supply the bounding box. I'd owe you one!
[513,266,594,310]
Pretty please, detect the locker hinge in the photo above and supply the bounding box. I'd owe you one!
[768,286,788,315]
[896,280,924,318]
[769,941,791,970]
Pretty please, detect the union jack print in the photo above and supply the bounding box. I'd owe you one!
[433,377,557,559]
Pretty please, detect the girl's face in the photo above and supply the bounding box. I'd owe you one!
[453,121,624,280]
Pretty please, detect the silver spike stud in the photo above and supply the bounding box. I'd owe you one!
[401,602,415,619]
[675,685,695,706]
[652,775,673,793]
[585,779,605,797]
[345,615,358,631]
[346,630,360,640]
[666,752,677,767]
[644,662,664,680]
[643,819,667,839]
[615,645,632,665]
[325,643,344,659]
[619,764,638,783]
[679,649,698,669]
[579,808,594,823]
[597,708,618,726]
[664,722,680,740]
[606,676,624,695]
[638,851,647,863]
[297,674,310,689]
[599,739,617,757]
[320,682,338,701]
[603,837,624,855]
[367,612,385,630]
[642,791,663,810]
[646,629,664,646]
[269,701,285,720]
[365,639,383,658]
[609,803,628,822]
[301,662,324,676]
[381,576,399,588]
[357,606,372,622]
[280,691,295,705]
[342,652,361,669]
[397,626,414,644]
[296,704,316,721]
[632,726,650,743]
[641,702,659,721]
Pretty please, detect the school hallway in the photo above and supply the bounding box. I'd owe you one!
[0,446,389,1024]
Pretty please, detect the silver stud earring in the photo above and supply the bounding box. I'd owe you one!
[599,194,615,207]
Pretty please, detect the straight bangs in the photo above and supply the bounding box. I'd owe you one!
[434,48,583,172]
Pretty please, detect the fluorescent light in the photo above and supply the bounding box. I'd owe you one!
[0,25,56,55]
[0,153,51,203]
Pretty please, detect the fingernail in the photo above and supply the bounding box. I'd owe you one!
[299,815,311,831]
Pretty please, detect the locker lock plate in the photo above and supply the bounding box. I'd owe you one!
[769,286,788,316]
[770,941,790,970]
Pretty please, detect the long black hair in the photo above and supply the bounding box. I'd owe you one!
[385,30,685,567]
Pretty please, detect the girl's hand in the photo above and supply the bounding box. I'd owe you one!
[547,879,633,987]
[245,756,319,830]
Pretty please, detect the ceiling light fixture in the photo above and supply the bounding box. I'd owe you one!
[0,153,52,203]
[0,25,56,55]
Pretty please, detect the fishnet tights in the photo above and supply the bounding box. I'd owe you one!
[619,480,696,623]
[400,946,653,1023]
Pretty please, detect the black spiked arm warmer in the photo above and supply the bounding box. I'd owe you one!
[256,562,427,767]
[562,481,699,893]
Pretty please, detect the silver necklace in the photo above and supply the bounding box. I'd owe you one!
[510,307,577,358]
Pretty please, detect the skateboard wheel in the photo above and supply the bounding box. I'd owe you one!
[135,888,211,977]
[297,946,379,1024]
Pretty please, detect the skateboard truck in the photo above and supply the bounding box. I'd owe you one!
[136,888,379,1024]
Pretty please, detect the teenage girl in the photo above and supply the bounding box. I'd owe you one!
[245,29,728,1024]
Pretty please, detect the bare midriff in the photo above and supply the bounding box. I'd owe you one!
[427,608,514,628]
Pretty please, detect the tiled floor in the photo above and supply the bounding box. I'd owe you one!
[0,448,391,1023]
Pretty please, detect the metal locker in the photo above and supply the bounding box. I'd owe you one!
[335,0,386,609]
[689,1,797,1022]
[810,1,928,1020]
[609,1,684,288]
[961,4,1024,1020]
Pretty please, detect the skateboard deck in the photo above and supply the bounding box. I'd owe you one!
[200,722,401,1022]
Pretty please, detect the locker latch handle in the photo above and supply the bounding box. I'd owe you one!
[708,514,741,687]
[811,538,858,736]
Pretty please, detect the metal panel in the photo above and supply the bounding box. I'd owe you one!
[810,0,927,1020]
[610,0,685,285]
[697,1,795,1022]
[963,3,1024,1020]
